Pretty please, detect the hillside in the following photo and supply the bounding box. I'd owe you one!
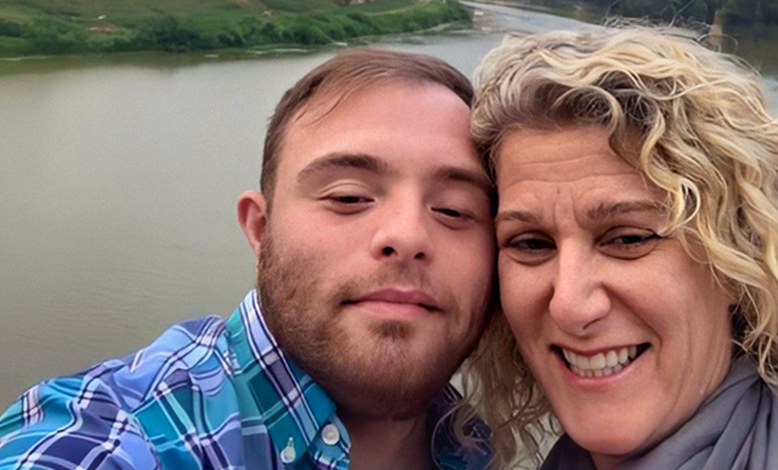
[0,0,470,56]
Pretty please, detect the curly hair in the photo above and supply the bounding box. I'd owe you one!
[465,27,778,468]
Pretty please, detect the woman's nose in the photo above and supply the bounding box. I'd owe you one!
[548,246,611,335]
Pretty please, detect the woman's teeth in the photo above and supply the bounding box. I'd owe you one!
[562,346,640,378]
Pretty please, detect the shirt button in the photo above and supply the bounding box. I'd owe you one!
[322,423,340,445]
[280,437,296,464]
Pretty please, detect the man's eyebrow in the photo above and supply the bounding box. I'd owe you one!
[586,200,663,220]
[432,166,493,193]
[495,210,540,225]
[297,153,390,183]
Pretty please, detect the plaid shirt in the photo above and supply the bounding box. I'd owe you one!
[0,290,491,470]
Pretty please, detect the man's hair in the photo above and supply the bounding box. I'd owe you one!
[465,27,778,467]
[260,48,475,208]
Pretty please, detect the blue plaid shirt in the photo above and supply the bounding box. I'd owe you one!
[0,291,491,469]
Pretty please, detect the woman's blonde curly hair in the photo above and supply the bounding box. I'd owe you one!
[463,26,778,468]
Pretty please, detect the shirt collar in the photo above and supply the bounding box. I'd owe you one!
[227,290,491,469]
[227,290,337,466]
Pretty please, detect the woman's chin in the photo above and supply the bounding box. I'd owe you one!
[565,427,651,468]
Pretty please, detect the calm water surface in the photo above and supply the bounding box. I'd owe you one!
[1,2,776,407]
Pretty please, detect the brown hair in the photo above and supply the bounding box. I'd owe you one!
[260,48,475,208]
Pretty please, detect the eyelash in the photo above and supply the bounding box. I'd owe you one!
[508,237,553,250]
[503,229,662,261]
[433,207,468,219]
[319,193,374,215]
[324,197,473,228]
[328,195,372,204]
[608,232,660,247]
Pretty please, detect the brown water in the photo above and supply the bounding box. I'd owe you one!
[1,2,776,408]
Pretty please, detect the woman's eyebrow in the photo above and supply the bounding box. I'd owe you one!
[586,200,663,220]
[495,200,662,226]
[297,152,390,183]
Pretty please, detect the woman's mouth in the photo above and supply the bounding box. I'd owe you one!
[555,344,650,378]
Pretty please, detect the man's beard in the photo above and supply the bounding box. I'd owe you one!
[255,228,480,420]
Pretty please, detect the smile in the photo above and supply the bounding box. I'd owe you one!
[560,344,649,378]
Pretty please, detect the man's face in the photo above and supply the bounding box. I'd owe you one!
[249,81,494,418]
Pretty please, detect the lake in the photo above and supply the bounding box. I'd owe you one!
[1,1,777,408]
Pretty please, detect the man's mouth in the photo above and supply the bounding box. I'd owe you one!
[343,288,441,313]
[555,344,650,378]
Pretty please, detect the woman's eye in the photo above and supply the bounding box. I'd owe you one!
[602,229,661,259]
[502,235,556,264]
[510,237,555,251]
[614,233,657,245]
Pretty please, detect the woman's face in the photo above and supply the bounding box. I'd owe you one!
[495,126,734,468]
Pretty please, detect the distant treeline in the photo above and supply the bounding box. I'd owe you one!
[539,0,778,27]
[0,0,469,56]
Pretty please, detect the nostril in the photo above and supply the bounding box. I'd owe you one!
[382,246,395,256]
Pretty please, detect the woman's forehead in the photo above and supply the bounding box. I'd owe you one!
[495,127,641,185]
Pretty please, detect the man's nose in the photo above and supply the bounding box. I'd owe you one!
[369,195,432,264]
[548,245,611,335]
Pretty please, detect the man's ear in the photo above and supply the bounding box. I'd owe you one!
[237,190,267,258]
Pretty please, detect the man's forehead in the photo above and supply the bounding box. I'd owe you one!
[296,151,492,192]
[273,78,490,195]
[292,77,461,127]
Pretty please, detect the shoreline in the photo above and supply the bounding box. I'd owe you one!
[0,0,470,58]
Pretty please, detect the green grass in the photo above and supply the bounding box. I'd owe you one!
[0,0,470,56]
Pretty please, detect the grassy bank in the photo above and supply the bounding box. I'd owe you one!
[0,0,470,57]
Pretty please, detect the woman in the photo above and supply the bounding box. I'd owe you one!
[466,27,778,469]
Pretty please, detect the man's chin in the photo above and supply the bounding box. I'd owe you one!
[320,361,448,420]
[315,334,457,419]
[368,318,414,341]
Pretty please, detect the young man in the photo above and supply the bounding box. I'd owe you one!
[0,49,495,470]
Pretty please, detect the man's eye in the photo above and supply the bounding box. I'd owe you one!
[433,207,466,218]
[432,207,478,229]
[321,193,374,214]
[330,195,371,204]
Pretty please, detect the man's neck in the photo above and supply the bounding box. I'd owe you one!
[340,409,434,470]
